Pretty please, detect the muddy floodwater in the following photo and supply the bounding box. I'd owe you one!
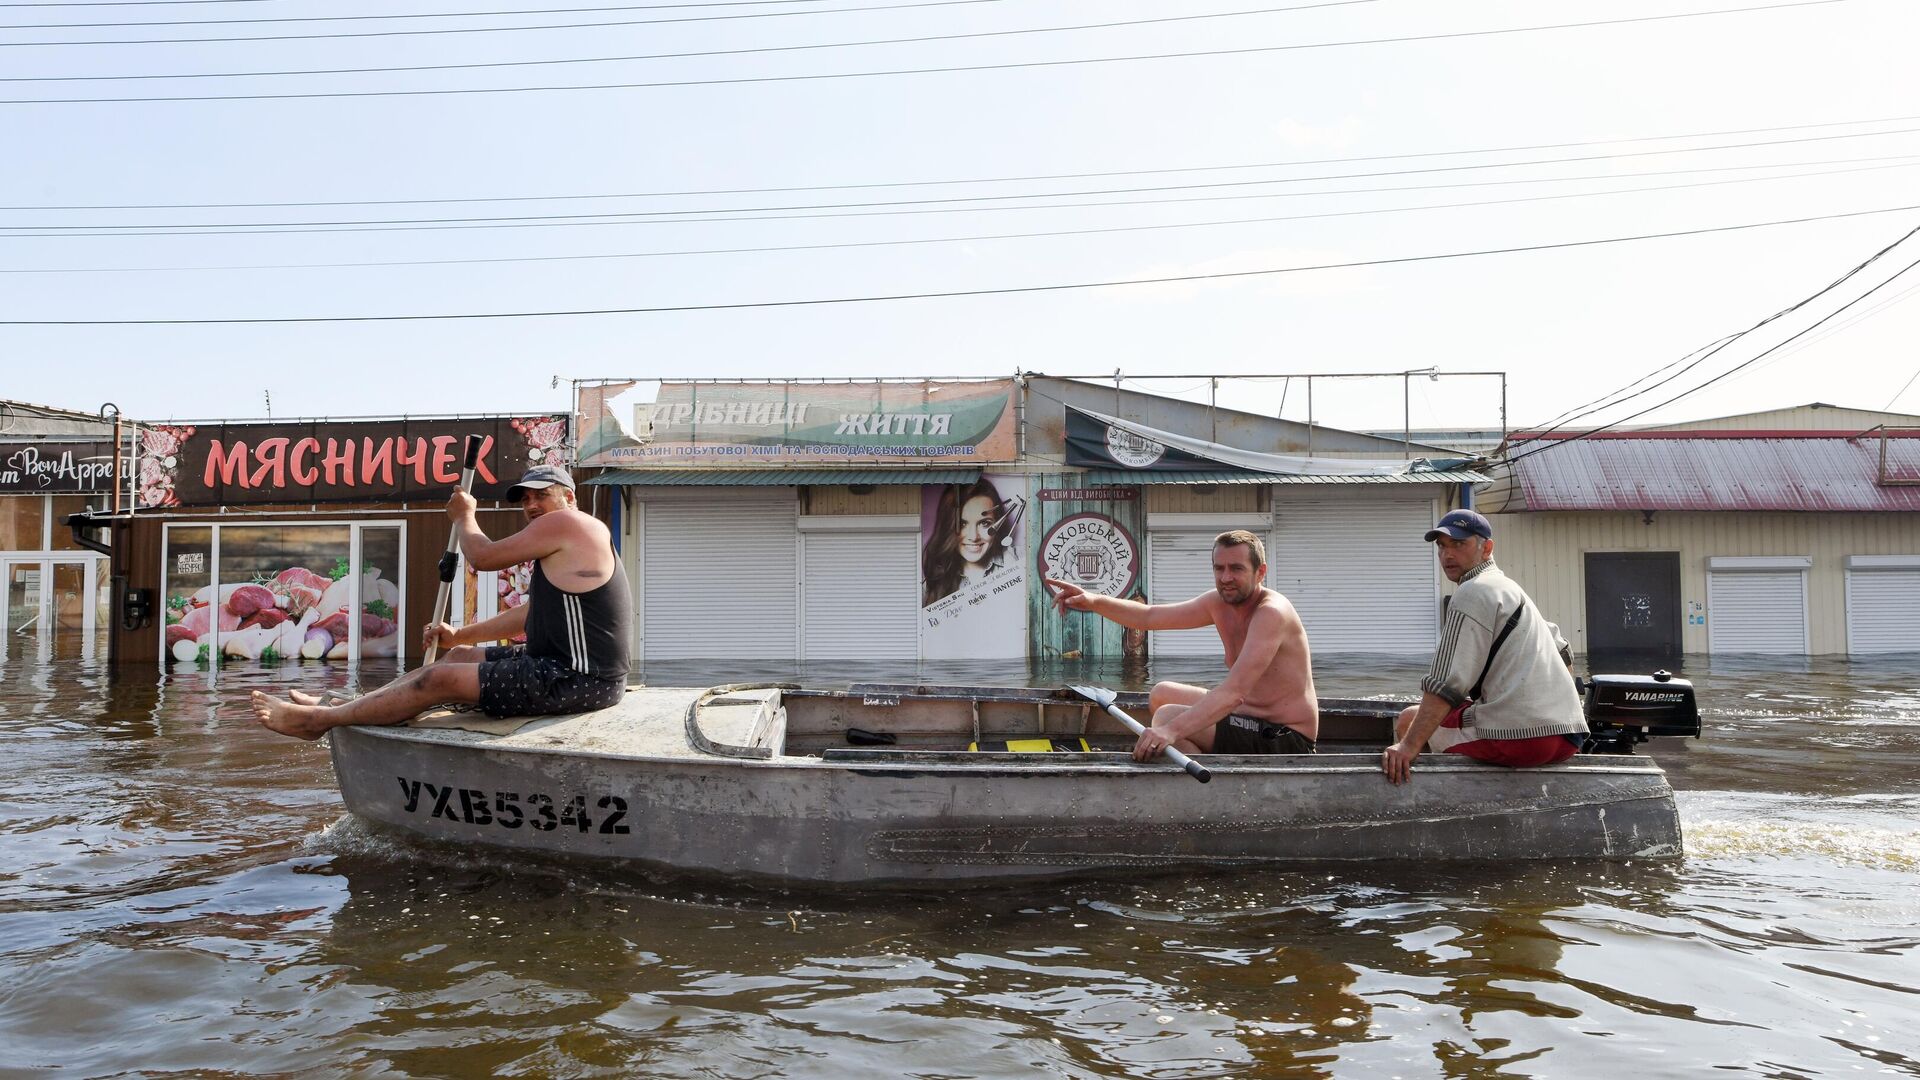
[2,655,1916,1078]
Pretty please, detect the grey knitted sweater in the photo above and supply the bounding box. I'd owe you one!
[1421,560,1587,741]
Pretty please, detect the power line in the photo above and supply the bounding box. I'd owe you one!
[13,153,1914,237]
[5,202,1914,325]
[1515,221,1919,440]
[10,160,1905,273]
[3,2,1370,71]
[12,112,1920,212]
[1887,365,1920,411]
[1509,223,1920,457]
[0,0,1021,47]
[3,0,900,26]
[0,0,1856,105]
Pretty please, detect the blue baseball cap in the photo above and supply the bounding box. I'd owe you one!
[1424,509,1492,542]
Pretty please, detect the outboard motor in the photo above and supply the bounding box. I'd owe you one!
[1580,670,1702,754]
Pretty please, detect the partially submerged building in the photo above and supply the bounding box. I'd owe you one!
[1482,404,1920,660]
[577,377,1484,669]
[0,399,123,660]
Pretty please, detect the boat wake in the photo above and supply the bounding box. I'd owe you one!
[1678,791,1920,870]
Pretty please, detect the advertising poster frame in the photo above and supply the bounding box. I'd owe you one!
[1027,477,1149,662]
[918,473,1029,660]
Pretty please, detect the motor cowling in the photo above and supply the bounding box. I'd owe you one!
[1581,670,1701,754]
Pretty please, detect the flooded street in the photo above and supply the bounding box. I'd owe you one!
[2,656,1917,1078]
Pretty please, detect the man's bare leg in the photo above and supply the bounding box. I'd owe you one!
[252,663,483,741]
[1147,702,1215,753]
[286,646,488,707]
[1145,683,1213,752]
[1149,681,1206,713]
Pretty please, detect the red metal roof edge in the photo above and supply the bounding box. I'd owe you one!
[1509,429,1920,441]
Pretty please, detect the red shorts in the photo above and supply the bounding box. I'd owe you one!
[1430,703,1583,767]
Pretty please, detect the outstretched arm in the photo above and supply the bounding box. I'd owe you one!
[1043,577,1212,631]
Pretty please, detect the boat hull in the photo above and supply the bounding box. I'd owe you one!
[329,698,1681,885]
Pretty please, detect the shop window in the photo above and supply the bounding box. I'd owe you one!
[457,559,534,645]
[1,497,46,551]
[161,527,213,664]
[161,521,405,667]
[358,526,403,659]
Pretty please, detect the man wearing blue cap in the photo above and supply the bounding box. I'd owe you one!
[1381,508,1587,783]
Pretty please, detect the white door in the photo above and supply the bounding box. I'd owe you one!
[1845,556,1920,655]
[641,497,798,660]
[1269,496,1441,654]
[800,526,920,660]
[1147,531,1228,658]
[1707,557,1809,654]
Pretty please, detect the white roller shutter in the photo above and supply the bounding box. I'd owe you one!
[1269,496,1440,654]
[1845,556,1920,655]
[641,496,798,660]
[801,524,920,660]
[1707,557,1809,655]
[1147,530,1228,658]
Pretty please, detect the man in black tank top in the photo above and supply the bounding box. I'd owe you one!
[251,466,633,741]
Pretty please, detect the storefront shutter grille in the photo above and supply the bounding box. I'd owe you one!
[801,532,920,660]
[1268,498,1440,654]
[1845,568,1920,655]
[642,499,797,660]
[1147,531,1230,658]
[1707,569,1807,654]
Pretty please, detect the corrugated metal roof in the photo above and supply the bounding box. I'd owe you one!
[1080,469,1488,486]
[588,468,980,486]
[1507,437,1920,511]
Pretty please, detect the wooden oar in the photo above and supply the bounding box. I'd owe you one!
[423,435,484,665]
[1067,684,1211,783]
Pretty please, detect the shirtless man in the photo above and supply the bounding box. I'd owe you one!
[1044,529,1318,761]
[250,465,632,740]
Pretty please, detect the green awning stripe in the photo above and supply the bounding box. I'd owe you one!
[588,468,981,486]
[1078,469,1489,485]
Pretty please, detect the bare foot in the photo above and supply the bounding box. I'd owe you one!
[288,689,326,706]
[250,691,332,741]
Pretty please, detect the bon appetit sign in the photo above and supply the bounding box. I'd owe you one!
[135,416,567,507]
[0,441,126,495]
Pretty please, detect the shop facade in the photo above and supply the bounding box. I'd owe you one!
[0,401,126,661]
[576,378,1481,670]
[99,414,570,668]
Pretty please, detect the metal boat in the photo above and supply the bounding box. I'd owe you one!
[326,678,1695,885]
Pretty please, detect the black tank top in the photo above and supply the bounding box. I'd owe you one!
[523,553,632,680]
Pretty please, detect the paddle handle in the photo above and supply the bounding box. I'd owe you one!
[1100,703,1212,784]
[424,435,484,664]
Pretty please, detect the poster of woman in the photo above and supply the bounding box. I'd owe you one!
[920,476,1029,660]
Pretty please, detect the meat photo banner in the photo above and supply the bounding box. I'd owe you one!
[134,416,568,508]
[576,380,1018,467]
[919,473,1029,660]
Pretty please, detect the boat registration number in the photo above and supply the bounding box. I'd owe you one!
[395,776,631,835]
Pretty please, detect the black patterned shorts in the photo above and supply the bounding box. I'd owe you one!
[476,645,626,719]
[1211,714,1316,754]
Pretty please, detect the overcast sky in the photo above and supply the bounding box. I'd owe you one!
[4,0,1917,433]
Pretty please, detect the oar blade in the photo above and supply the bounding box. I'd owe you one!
[1066,684,1116,708]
